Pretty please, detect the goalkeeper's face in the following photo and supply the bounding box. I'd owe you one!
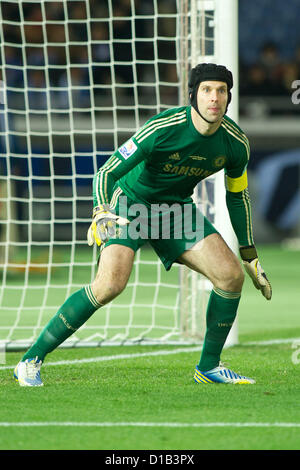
[196,81,228,124]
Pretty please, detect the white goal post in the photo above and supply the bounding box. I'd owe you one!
[180,0,239,345]
[0,0,239,350]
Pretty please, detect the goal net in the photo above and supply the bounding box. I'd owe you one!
[0,0,238,349]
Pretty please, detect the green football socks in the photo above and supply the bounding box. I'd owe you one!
[22,286,102,362]
[198,287,241,372]
[22,284,240,369]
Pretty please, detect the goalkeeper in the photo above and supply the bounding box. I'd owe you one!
[14,63,271,386]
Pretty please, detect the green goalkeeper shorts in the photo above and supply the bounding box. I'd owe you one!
[103,187,218,270]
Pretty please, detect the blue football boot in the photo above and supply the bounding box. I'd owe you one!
[194,363,255,384]
[14,357,43,387]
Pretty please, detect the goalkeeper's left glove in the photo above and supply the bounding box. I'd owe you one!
[240,245,272,300]
[87,205,130,247]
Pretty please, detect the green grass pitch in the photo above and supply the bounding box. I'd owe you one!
[0,244,300,450]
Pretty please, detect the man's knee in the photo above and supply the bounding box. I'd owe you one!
[91,244,134,305]
[230,263,245,290]
[91,276,127,305]
[216,261,245,292]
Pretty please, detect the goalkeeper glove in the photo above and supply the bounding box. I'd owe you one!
[239,245,272,300]
[87,205,129,247]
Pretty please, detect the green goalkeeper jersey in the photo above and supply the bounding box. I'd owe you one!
[93,106,254,246]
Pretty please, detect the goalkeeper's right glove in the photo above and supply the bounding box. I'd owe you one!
[240,245,272,300]
[87,205,130,247]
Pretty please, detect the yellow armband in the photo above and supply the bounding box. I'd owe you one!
[225,171,248,193]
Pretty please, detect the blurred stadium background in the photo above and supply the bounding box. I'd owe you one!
[1,1,299,451]
[0,0,299,348]
[1,0,299,246]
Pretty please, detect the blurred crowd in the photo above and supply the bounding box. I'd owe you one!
[1,0,179,110]
[1,1,299,240]
[240,41,300,97]
[1,0,300,111]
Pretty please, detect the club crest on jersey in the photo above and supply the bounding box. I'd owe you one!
[119,139,137,160]
[213,155,226,168]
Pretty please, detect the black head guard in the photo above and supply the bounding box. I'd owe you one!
[188,63,233,118]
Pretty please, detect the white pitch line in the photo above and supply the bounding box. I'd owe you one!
[0,421,299,428]
[0,346,202,370]
[245,338,300,346]
[1,338,299,371]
